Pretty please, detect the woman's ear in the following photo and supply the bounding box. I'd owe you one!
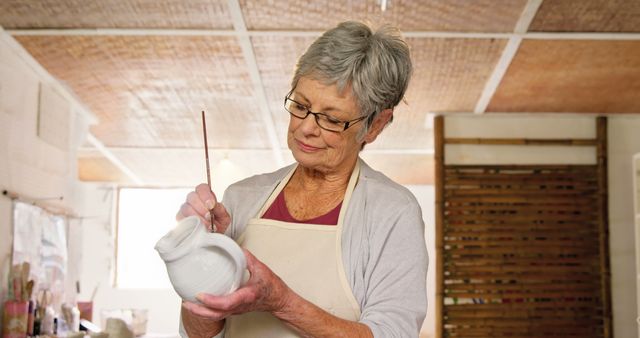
[363,109,393,144]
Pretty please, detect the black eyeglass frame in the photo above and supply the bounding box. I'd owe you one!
[284,92,370,132]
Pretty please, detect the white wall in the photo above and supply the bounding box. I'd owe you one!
[609,116,640,337]
[445,115,597,165]
[407,185,436,338]
[0,30,88,328]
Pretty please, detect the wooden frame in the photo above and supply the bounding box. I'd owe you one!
[596,117,612,338]
[634,152,640,338]
[434,116,612,338]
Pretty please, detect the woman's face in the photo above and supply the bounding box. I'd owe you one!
[287,76,365,175]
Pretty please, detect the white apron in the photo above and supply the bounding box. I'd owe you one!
[225,162,362,337]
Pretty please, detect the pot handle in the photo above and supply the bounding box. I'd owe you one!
[200,234,247,291]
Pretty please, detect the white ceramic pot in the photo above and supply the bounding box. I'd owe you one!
[155,216,246,302]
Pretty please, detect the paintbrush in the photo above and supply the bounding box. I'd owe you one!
[201,110,216,233]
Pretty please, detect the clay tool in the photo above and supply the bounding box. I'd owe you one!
[201,110,216,233]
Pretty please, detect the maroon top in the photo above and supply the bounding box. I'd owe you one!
[262,190,342,225]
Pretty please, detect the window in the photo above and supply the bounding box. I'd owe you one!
[116,188,191,289]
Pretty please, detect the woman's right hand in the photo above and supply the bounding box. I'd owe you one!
[176,183,231,234]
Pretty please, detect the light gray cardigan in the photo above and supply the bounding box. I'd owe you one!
[222,158,428,337]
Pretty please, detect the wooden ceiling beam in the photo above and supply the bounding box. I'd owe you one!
[226,0,283,167]
[6,28,640,41]
[474,0,542,115]
[86,134,144,185]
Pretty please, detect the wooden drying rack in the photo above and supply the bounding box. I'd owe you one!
[434,116,612,338]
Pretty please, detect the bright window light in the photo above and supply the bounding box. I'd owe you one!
[117,188,191,289]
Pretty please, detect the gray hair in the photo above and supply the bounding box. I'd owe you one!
[291,21,413,138]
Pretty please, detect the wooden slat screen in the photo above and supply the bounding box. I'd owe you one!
[435,117,612,338]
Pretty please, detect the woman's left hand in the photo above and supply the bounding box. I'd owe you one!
[182,249,292,320]
[181,305,224,338]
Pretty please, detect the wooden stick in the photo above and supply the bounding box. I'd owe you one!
[2,190,73,216]
[201,111,215,232]
[444,137,597,146]
[434,115,444,338]
[596,116,613,338]
[444,164,596,170]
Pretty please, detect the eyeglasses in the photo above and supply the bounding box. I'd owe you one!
[284,93,368,132]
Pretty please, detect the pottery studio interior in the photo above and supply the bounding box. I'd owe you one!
[1,1,640,338]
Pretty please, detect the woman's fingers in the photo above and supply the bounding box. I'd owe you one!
[195,183,217,210]
[177,202,210,226]
[241,249,292,313]
[176,183,219,227]
[186,191,209,218]
[193,183,231,232]
[196,289,256,312]
[242,249,259,276]
[190,251,291,317]
[211,202,231,233]
[182,301,225,320]
[189,289,257,320]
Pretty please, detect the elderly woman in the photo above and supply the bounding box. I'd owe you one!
[177,21,427,337]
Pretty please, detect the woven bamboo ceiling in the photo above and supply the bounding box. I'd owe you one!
[1,0,639,187]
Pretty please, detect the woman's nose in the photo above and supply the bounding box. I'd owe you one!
[299,113,321,134]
